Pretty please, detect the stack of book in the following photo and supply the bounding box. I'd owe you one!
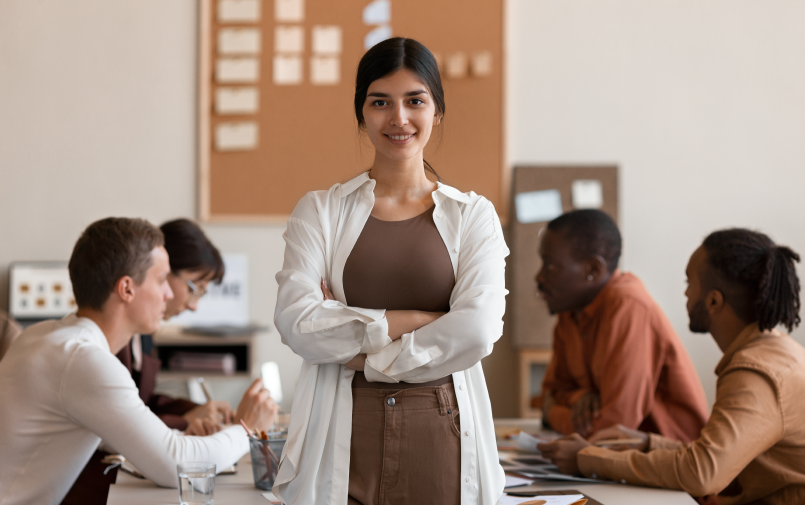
[167,352,237,375]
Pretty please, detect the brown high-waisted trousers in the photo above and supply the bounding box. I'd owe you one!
[348,379,462,505]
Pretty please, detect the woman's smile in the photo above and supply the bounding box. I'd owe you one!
[385,132,416,145]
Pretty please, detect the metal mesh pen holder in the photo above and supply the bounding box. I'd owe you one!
[248,436,286,490]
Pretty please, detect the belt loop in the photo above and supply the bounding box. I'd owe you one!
[436,386,450,415]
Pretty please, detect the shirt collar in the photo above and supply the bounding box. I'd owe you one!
[338,171,471,204]
[714,322,777,376]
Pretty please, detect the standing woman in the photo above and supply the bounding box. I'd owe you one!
[274,38,508,505]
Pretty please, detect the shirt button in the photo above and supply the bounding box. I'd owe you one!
[464,431,470,436]
[453,246,459,253]
[459,384,464,390]
[387,397,395,407]
[436,212,443,218]
[621,479,627,484]
[465,476,470,483]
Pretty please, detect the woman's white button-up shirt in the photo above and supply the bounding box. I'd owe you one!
[273,172,509,505]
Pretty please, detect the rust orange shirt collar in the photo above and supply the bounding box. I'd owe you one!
[576,269,623,323]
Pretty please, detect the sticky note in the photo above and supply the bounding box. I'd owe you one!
[216,57,260,83]
[275,25,304,53]
[515,190,563,223]
[364,25,391,50]
[572,179,603,209]
[218,0,261,22]
[275,0,304,22]
[445,52,468,79]
[363,0,390,25]
[215,121,259,151]
[310,56,339,85]
[218,28,261,55]
[312,26,342,55]
[471,51,493,77]
[273,55,302,85]
[215,87,259,115]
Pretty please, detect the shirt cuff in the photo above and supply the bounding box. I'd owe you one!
[578,446,632,481]
[360,316,392,354]
[363,359,398,383]
[647,432,684,451]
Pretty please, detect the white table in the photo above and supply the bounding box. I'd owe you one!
[107,456,696,505]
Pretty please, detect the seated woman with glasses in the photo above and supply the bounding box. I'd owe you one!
[61,219,235,505]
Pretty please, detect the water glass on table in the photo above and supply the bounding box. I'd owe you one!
[177,462,215,505]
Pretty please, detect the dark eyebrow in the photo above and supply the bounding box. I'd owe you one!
[366,89,429,98]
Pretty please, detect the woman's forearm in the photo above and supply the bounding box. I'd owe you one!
[386,310,444,340]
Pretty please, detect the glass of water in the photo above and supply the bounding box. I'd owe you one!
[177,462,216,505]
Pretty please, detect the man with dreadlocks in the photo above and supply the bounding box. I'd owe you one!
[539,228,805,505]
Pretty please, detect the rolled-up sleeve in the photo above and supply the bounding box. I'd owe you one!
[364,198,509,383]
[275,195,392,365]
[577,369,782,497]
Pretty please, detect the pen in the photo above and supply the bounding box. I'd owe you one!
[594,438,644,447]
[197,377,214,403]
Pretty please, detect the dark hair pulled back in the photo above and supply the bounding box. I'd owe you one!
[354,37,444,181]
[702,228,801,332]
[160,219,225,283]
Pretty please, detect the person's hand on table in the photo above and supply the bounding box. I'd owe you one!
[183,400,235,426]
[235,378,279,433]
[588,424,649,452]
[185,417,224,436]
[537,433,591,476]
[570,391,601,437]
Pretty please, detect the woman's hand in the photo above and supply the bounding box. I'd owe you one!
[321,278,334,301]
[235,378,280,433]
[184,417,223,436]
[386,310,445,340]
[182,400,235,426]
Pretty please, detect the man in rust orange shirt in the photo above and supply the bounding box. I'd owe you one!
[538,209,708,442]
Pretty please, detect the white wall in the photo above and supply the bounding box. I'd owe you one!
[2,0,805,413]
[0,0,298,408]
[508,0,805,405]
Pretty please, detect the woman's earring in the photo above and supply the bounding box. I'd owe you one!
[587,275,594,281]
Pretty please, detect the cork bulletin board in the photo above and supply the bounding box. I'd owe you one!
[508,165,619,349]
[198,0,505,222]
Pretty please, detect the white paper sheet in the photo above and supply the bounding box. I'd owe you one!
[364,24,391,50]
[505,475,535,488]
[471,51,493,77]
[214,122,259,151]
[275,0,304,22]
[215,87,259,115]
[275,25,304,53]
[218,0,261,22]
[445,52,468,79]
[218,28,261,55]
[310,56,340,85]
[515,190,563,223]
[273,55,303,85]
[312,25,342,55]
[517,431,552,453]
[262,491,281,503]
[571,179,603,209]
[363,0,390,24]
[500,494,585,505]
[216,57,260,83]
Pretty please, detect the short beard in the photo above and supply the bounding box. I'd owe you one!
[688,299,710,333]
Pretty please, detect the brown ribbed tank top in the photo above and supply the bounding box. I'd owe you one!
[344,206,455,388]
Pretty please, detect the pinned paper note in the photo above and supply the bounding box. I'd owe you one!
[216,57,260,83]
[445,52,468,79]
[218,0,261,22]
[571,179,603,209]
[471,51,493,77]
[310,56,339,85]
[275,0,304,22]
[515,190,563,224]
[215,122,259,151]
[218,28,261,55]
[312,26,342,55]
[363,0,390,24]
[275,25,304,53]
[273,55,302,85]
[215,87,259,115]
[364,25,391,50]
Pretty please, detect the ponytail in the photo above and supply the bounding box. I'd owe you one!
[703,228,802,332]
[757,246,801,332]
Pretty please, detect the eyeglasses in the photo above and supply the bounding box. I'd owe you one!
[185,279,208,299]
